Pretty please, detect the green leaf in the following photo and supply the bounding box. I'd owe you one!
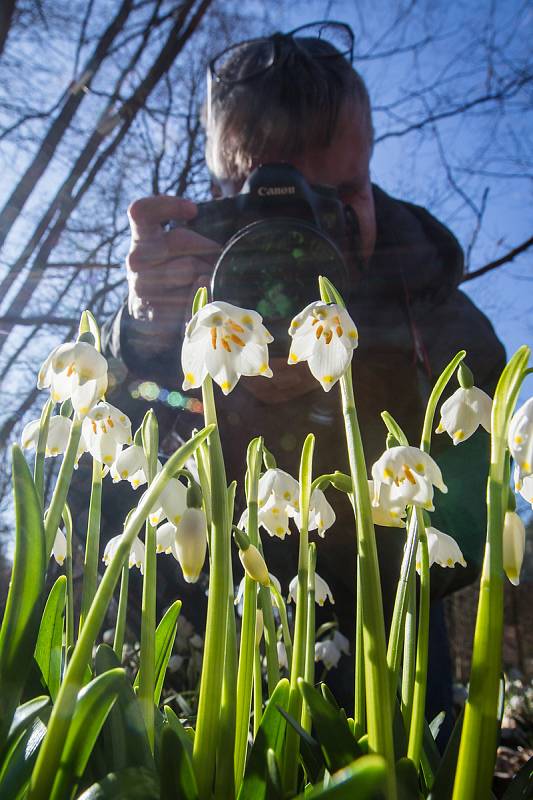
[501,753,533,799]
[94,645,153,774]
[3,696,49,758]
[49,668,125,800]
[238,678,290,800]
[298,680,362,774]
[0,712,49,800]
[163,705,193,757]
[77,767,159,799]
[396,756,421,799]
[420,714,441,789]
[0,445,46,741]
[159,724,198,800]
[297,754,387,799]
[34,575,66,701]
[134,600,181,705]
[427,708,463,800]
[276,705,324,783]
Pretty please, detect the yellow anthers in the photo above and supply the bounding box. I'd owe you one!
[221,339,232,353]
[315,325,324,339]
[403,465,416,484]
[67,363,75,377]
[107,417,114,428]
[324,330,333,345]
[336,325,343,337]
[383,467,394,479]
[210,327,217,349]
[230,334,245,347]
[229,320,244,333]
[91,421,97,434]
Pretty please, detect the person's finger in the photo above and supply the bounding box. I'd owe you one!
[128,259,212,296]
[165,225,221,261]
[127,195,198,239]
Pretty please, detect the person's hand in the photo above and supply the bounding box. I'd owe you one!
[126,195,220,351]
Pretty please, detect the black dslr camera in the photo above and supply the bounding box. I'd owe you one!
[186,163,361,354]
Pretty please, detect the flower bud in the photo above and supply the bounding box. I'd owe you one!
[172,507,207,583]
[503,510,525,586]
[239,544,270,587]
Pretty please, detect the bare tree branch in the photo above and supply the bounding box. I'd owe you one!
[461,236,533,283]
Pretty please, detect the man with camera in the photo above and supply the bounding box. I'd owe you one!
[101,22,505,722]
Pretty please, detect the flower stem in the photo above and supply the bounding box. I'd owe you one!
[193,378,231,800]
[253,643,263,738]
[401,566,416,733]
[407,509,430,769]
[44,417,83,558]
[28,426,213,800]
[270,583,293,673]
[113,561,129,662]
[302,542,316,734]
[453,346,530,800]
[34,399,53,509]
[62,504,74,653]
[282,434,314,794]
[234,439,262,791]
[354,556,366,738]
[79,458,103,633]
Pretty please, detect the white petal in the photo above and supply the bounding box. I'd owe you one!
[307,335,353,391]
[21,419,41,450]
[156,522,176,554]
[181,334,209,391]
[52,529,67,565]
[503,511,525,585]
[205,344,239,394]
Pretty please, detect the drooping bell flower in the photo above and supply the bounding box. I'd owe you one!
[508,397,533,488]
[503,510,526,586]
[103,534,145,572]
[172,507,208,584]
[38,340,107,415]
[436,386,492,444]
[288,572,334,607]
[82,402,132,465]
[416,526,466,573]
[371,446,447,512]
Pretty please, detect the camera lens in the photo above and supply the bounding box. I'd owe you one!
[211,218,348,355]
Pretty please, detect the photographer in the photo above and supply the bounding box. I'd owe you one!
[101,22,506,722]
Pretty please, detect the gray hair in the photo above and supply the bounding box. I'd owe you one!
[205,36,373,187]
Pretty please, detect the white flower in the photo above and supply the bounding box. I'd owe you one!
[508,397,533,487]
[21,414,87,461]
[254,468,300,539]
[103,534,145,572]
[148,477,188,526]
[110,444,160,489]
[436,386,492,444]
[171,507,208,583]
[181,301,273,395]
[38,341,108,415]
[416,526,466,572]
[371,446,447,512]
[515,467,533,509]
[503,510,526,586]
[294,488,336,537]
[315,640,341,670]
[155,521,176,554]
[277,641,288,670]
[235,572,282,605]
[368,480,407,528]
[332,629,350,655]
[255,609,264,645]
[287,301,358,391]
[239,544,270,587]
[288,572,334,606]
[52,528,67,565]
[82,402,132,465]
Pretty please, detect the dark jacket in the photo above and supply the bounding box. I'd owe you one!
[98,184,506,649]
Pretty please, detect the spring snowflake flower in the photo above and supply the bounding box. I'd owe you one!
[315,639,342,670]
[103,534,145,573]
[436,386,492,444]
[288,572,334,606]
[416,526,466,573]
[148,477,188,526]
[52,528,67,566]
[371,446,447,512]
[239,544,270,587]
[21,415,87,461]
[82,402,132,465]
[277,641,288,670]
[171,507,208,584]
[110,444,161,489]
[287,301,358,391]
[155,521,176,554]
[181,300,273,395]
[332,629,350,655]
[294,488,336,537]
[515,467,533,509]
[367,480,407,528]
[503,510,526,586]
[38,341,108,415]
[508,397,533,488]
[235,572,282,605]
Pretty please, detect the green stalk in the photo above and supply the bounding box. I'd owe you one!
[78,458,103,632]
[320,276,395,795]
[401,566,416,733]
[282,433,314,794]
[192,377,231,800]
[302,542,317,734]
[453,346,530,800]
[113,561,129,661]
[270,583,293,673]
[43,417,83,557]
[407,509,430,768]
[253,643,263,738]
[257,530,280,693]
[354,556,366,737]
[234,439,262,791]
[28,426,213,800]
[34,398,53,509]
[138,410,159,753]
[62,504,74,652]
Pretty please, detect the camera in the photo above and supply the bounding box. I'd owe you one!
[186,163,361,354]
